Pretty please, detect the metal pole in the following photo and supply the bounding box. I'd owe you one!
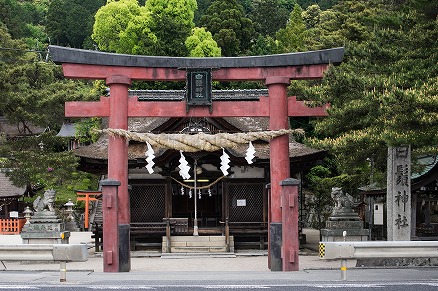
[60,261,67,282]
[193,159,199,236]
[341,259,347,281]
[341,230,347,280]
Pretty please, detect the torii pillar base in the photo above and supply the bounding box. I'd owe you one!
[281,178,300,271]
[100,179,120,272]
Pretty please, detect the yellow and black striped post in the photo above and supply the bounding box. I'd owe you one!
[319,242,325,258]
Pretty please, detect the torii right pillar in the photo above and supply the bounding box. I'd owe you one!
[266,76,291,271]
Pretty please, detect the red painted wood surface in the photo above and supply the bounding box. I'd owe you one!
[0,218,25,234]
[66,96,328,118]
[62,63,328,81]
[267,77,291,224]
[107,76,131,226]
[281,181,300,271]
[101,183,119,272]
[76,191,100,229]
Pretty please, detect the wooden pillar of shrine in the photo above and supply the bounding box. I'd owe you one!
[106,75,132,272]
[280,178,300,271]
[266,76,291,271]
[100,179,120,272]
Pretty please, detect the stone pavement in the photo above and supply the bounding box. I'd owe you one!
[2,230,438,286]
[0,229,355,272]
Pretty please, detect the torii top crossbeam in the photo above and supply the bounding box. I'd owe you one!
[49,46,344,118]
[49,45,344,273]
[49,45,344,77]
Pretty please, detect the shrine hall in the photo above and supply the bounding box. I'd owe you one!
[73,100,328,250]
[49,45,344,272]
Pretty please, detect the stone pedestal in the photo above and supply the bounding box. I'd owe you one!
[321,209,369,242]
[321,187,369,242]
[21,211,70,244]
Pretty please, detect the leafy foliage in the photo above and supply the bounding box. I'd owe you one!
[0,131,98,202]
[199,0,254,56]
[275,4,308,52]
[185,27,221,57]
[0,60,99,133]
[46,0,105,48]
[249,0,289,37]
[305,0,438,184]
[0,20,100,206]
[92,0,145,53]
[93,0,197,57]
[0,0,47,40]
[74,118,101,144]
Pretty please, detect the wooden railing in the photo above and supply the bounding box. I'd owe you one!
[0,218,26,234]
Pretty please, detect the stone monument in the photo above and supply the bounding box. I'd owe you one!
[321,187,369,241]
[21,189,70,244]
[387,146,411,241]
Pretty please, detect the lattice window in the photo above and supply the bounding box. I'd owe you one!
[130,184,165,223]
[229,183,264,222]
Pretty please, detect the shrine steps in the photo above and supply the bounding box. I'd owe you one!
[161,252,236,258]
[162,235,235,253]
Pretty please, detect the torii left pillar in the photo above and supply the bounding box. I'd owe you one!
[266,76,290,271]
[106,75,131,272]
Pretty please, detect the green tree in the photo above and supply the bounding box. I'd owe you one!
[145,0,197,29]
[248,35,277,56]
[185,27,221,57]
[92,0,145,53]
[0,61,98,132]
[93,0,197,56]
[0,0,45,39]
[249,0,289,37]
[0,22,27,64]
[0,132,98,204]
[46,0,105,48]
[199,0,255,56]
[279,0,297,11]
[302,4,321,29]
[275,4,308,52]
[306,0,438,184]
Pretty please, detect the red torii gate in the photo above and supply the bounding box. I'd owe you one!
[50,45,344,272]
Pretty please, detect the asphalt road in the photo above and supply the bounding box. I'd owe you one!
[1,268,438,291]
[0,281,438,291]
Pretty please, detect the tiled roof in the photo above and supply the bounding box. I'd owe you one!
[56,123,76,137]
[71,90,324,163]
[73,117,324,161]
[131,89,267,101]
[0,171,25,199]
[0,116,44,137]
[412,155,438,180]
